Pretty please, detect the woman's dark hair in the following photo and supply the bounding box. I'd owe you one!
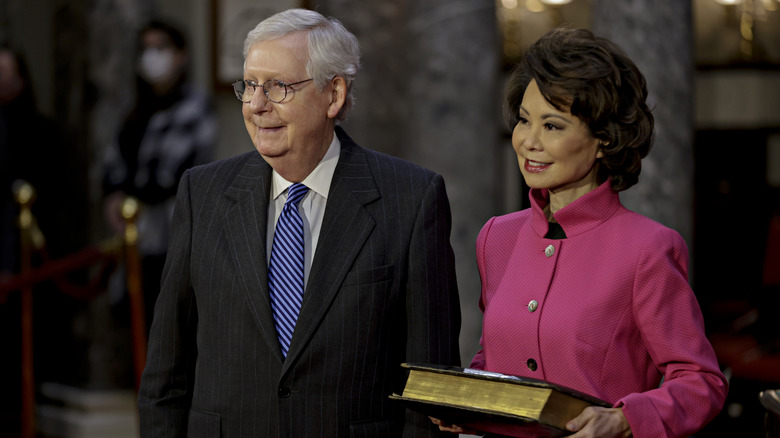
[505,27,654,192]
[141,19,187,51]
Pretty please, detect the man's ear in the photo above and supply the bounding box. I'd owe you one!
[327,76,347,119]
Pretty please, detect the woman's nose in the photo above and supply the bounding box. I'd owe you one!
[515,126,541,151]
[523,132,541,150]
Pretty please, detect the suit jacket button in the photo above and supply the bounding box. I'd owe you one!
[278,387,291,398]
[527,358,537,371]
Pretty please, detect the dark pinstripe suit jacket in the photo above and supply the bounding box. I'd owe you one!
[138,128,461,437]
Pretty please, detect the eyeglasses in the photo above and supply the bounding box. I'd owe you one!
[232,78,313,103]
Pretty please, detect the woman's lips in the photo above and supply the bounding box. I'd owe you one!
[524,159,551,173]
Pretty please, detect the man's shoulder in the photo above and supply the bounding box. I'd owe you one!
[337,129,437,182]
[362,146,435,177]
[192,151,256,171]
[187,151,263,185]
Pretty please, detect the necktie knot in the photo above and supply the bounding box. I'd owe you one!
[285,183,308,208]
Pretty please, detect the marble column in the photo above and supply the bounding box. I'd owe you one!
[319,0,503,364]
[592,0,695,252]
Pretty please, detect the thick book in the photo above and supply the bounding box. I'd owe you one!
[390,363,610,437]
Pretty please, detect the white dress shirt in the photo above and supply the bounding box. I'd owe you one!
[267,133,341,287]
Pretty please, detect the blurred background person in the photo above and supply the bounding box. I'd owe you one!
[0,46,26,280]
[101,19,217,334]
[0,45,73,436]
[0,46,66,278]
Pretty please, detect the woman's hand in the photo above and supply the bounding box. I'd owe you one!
[428,416,477,435]
[565,406,632,438]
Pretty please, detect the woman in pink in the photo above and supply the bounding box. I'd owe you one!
[433,28,727,437]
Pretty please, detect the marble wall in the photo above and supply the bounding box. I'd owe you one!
[592,0,695,250]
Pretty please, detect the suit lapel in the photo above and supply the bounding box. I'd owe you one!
[223,153,285,362]
[283,135,380,369]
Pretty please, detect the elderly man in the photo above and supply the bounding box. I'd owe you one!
[138,8,461,437]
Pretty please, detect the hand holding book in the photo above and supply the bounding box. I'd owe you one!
[428,415,477,435]
[559,405,631,438]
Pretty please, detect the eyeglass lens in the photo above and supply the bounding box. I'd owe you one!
[233,80,289,103]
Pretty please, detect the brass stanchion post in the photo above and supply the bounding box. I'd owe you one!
[122,197,147,390]
[13,180,42,438]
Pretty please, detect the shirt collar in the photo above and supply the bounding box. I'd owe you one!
[271,132,341,200]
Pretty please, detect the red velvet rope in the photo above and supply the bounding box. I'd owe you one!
[0,242,119,303]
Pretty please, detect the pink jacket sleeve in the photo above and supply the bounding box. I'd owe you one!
[616,226,727,437]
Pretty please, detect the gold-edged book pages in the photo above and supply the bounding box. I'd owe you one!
[390,363,610,437]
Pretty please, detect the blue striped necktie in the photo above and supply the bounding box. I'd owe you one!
[268,183,309,358]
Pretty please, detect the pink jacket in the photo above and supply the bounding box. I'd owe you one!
[471,181,727,437]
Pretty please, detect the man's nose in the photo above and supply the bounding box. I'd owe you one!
[248,88,270,111]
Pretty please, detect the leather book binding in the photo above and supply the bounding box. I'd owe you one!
[390,363,610,437]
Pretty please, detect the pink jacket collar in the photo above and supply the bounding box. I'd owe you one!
[529,180,622,238]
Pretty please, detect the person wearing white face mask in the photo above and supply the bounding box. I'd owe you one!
[102,19,217,339]
[138,45,179,86]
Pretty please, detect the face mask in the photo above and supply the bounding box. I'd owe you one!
[139,48,176,84]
